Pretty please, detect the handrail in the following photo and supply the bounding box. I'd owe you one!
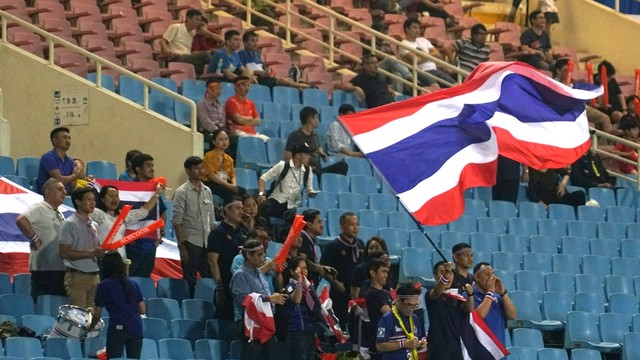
[213,0,469,94]
[591,128,640,190]
[0,10,198,131]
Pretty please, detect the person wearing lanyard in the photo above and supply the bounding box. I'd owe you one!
[173,156,216,297]
[58,187,105,310]
[203,128,246,203]
[230,239,287,360]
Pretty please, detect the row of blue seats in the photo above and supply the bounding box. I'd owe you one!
[508,346,601,360]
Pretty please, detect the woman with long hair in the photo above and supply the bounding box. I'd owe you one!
[284,255,317,360]
[241,194,267,232]
[90,252,145,359]
[203,128,246,202]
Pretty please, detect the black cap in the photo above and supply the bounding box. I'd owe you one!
[290,142,312,155]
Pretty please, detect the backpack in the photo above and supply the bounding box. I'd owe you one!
[0,320,19,339]
[266,161,310,197]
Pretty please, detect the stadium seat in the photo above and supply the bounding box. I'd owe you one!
[561,236,590,256]
[621,238,640,258]
[205,319,240,342]
[611,257,640,276]
[574,292,605,315]
[489,200,517,219]
[464,198,487,217]
[598,312,629,345]
[157,278,191,304]
[369,193,398,212]
[142,317,169,341]
[507,346,537,360]
[235,137,268,171]
[523,252,552,273]
[319,106,338,123]
[378,228,409,264]
[494,269,515,291]
[147,298,181,330]
[477,217,506,235]
[571,349,603,360]
[440,231,469,250]
[623,332,640,360]
[507,217,537,236]
[552,254,582,274]
[83,336,106,358]
[182,299,215,323]
[529,235,559,254]
[448,214,477,233]
[234,168,259,193]
[194,339,227,360]
[537,348,569,360]
[0,273,11,295]
[273,86,300,105]
[582,255,611,276]
[590,238,619,258]
[16,157,39,186]
[171,319,205,346]
[358,209,387,229]
[409,230,432,249]
[0,294,34,326]
[597,222,626,240]
[628,224,640,239]
[499,234,528,254]
[399,247,434,286]
[515,270,545,299]
[21,314,54,337]
[130,277,157,301]
[542,291,572,324]
[567,220,597,239]
[388,210,416,231]
[509,290,562,331]
[321,173,349,193]
[345,158,372,177]
[608,293,639,316]
[118,75,146,104]
[325,208,343,238]
[247,84,272,105]
[538,219,567,237]
[86,161,117,180]
[181,79,206,100]
[158,338,194,360]
[545,272,575,294]
[565,311,621,353]
[193,278,216,302]
[588,188,617,209]
[262,102,291,123]
[492,252,521,272]
[512,328,544,349]
[308,191,337,212]
[3,175,30,188]
[577,206,606,223]
[349,175,378,195]
[337,192,367,212]
[466,232,497,254]
[5,337,44,359]
[302,88,330,107]
[87,73,116,93]
[605,274,635,299]
[44,337,83,359]
[518,201,547,220]
[13,273,30,296]
[607,206,635,224]
[548,204,576,221]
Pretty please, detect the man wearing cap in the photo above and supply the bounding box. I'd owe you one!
[225,75,269,142]
[375,283,427,360]
[230,239,287,360]
[257,142,317,221]
[208,195,247,320]
[472,262,517,350]
[451,243,474,291]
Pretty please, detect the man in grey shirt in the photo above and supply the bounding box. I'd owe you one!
[59,187,105,310]
[173,156,216,296]
[327,104,363,159]
[16,178,68,302]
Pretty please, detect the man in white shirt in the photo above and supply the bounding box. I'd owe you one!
[159,8,211,77]
[399,18,456,88]
[327,104,363,158]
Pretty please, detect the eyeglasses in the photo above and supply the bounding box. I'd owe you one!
[402,300,419,309]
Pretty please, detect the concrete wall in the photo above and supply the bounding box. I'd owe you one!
[0,42,204,188]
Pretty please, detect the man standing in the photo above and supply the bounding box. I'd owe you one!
[451,243,474,291]
[208,196,246,320]
[299,209,340,287]
[160,8,211,78]
[257,143,316,221]
[338,54,394,109]
[400,18,456,87]
[327,104,363,159]
[172,156,216,297]
[58,187,105,309]
[520,10,555,70]
[320,211,364,328]
[16,178,68,301]
[209,30,251,82]
[197,79,226,141]
[444,24,491,73]
[225,76,269,141]
[472,262,517,350]
[126,154,167,278]
[36,127,83,194]
[285,106,348,175]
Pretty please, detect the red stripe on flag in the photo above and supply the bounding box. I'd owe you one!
[471,310,509,355]
[94,179,156,192]
[0,179,28,195]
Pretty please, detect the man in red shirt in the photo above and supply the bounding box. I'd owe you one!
[224,76,269,142]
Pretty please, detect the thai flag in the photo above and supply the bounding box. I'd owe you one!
[339,62,602,225]
[242,293,276,344]
[460,311,509,360]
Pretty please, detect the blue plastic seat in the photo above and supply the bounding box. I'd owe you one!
[477,217,506,235]
[139,338,159,358]
[273,86,300,105]
[538,219,567,237]
[158,338,193,360]
[564,311,621,353]
[44,337,83,359]
[552,254,581,274]
[388,210,416,231]
[409,230,432,249]
[561,236,590,256]
[5,337,44,359]
[344,158,372,177]
[0,155,15,176]
[16,156,39,184]
[548,203,576,221]
[473,186,492,208]
[151,77,178,93]
[349,175,378,195]
[157,278,191,304]
[358,209,387,229]
[235,137,268,171]
[492,252,521,272]
[182,299,214,323]
[545,272,575,294]
[321,173,349,193]
[83,337,106,358]
[589,187,617,209]
[494,269,515,291]
[0,294,34,326]
[582,255,611,276]
[574,292,605,315]
[181,79,205,99]
[605,274,635,298]
[621,238,640,258]
[129,277,156,301]
[466,232,497,254]
[337,192,367,212]
[608,293,639,316]
[118,75,145,104]
[205,319,240,342]
[358,226,378,242]
[193,278,216,302]
[464,198,487,217]
[2,175,30,188]
[331,89,359,107]
[537,348,569,360]
[606,206,635,224]
[234,168,259,193]
[590,238,619,258]
[319,106,338,123]
[597,222,626,241]
[523,252,552,272]
[378,227,409,264]
[511,328,544,349]
[529,235,559,254]
[611,257,640,276]
[0,273,12,295]
[368,193,397,212]
[171,319,205,345]
[507,346,537,360]
[399,247,434,286]
[439,231,469,250]
[194,339,227,360]
[13,273,30,296]
[262,102,290,123]
[147,298,181,329]
[577,206,606,223]
[142,317,169,341]
[87,73,116,92]
[86,161,117,180]
[509,290,562,331]
[575,274,606,303]
[598,312,629,345]
[628,224,640,239]
[542,291,572,324]
[447,214,477,233]
[263,138,285,165]
[571,349,603,360]
[21,314,54,337]
[623,332,640,360]
[489,200,517,219]
[515,270,545,299]
[507,217,537,236]
[301,88,329,107]
[499,234,528,254]
[148,93,176,120]
[518,201,547,220]
[247,84,272,105]
[567,220,597,238]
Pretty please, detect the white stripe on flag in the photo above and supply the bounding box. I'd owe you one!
[469,315,506,359]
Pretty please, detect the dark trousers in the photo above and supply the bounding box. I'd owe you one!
[492,179,520,204]
[181,242,212,297]
[556,191,587,209]
[287,331,316,360]
[241,334,276,360]
[319,160,349,176]
[261,198,290,219]
[205,181,246,203]
[106,328,142,359]
[214,285,235,321]
[427,350,464,360]
[31,270,66,303]
[329,288,349,330]
[126,247,156,278]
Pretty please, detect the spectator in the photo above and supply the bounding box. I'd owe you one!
[299,209,340,287]
[416,0,454,26]
[371,23,414,94]
[425,261,473,360]
[241,194,268,232]
[203,129,245,202]
[285,106,348,175]
[15,178,67,301]
[92,184,165,261]
[159,9,211,78]
[327,104,364,158]
[571,150,616,189]
[519,10,555,70]
[90,252,145,360]
[238,32,309,90]
[611,116,639,176]
[353,250,395,298]
[527,167,586,209]
[284,256,317,360]
[191,17,223,54]
[231,227,279,295]
[126,154,167,278]
[36,126,83,194]
[72,158,95,189]
[207,195,247,320]
[363,259,393,360]
[444,24,491,74]
[257,142,316,222]
[230,239,287,360]
[400,18,456,88]
[337,53,395,109]
[507,0,521,22]
[320,211,365,328]
[376,283,427,360]
[595,60,626,124]
[472,262,517,351]
[197,79,227,140]
[173,156,216,297]
[537,0,559,32]
[451,243,474,291]
[208,30,251,82]
[225,76,269,141]
[58,187,105,309]
[118,150,141,181]
[493,155,523,204]
[622,95,640,122]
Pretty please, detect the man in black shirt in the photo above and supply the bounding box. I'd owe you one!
[338,54,395,109]
[364,259,393,360]
[451,243,474,292]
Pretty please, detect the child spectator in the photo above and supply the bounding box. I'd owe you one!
[612,116,640,176]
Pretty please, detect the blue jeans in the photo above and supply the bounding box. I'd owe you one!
[106,327,142,359]
[287,331,316,360]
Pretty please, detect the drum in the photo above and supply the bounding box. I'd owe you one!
[49,305,104,339]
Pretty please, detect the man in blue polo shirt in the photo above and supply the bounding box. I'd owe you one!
[36,127,83,194]
[208,30,251,82]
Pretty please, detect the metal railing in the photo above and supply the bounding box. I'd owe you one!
[0,10,198,131]
[591,128,640,190]
[212,0,469,95]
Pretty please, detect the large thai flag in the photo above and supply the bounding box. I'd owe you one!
[460,311,509,360]
[339,62,602,225]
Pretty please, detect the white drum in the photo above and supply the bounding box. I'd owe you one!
[49,305,104,339]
